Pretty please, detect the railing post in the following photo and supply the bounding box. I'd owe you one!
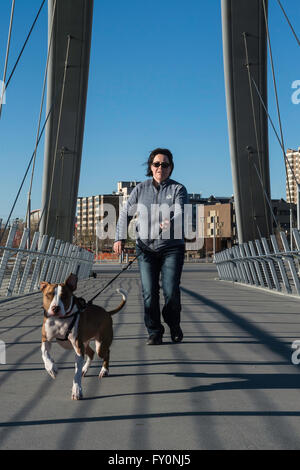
[261,237,281,292]
[40,237,55,282]
[280,232,300,295]
[6,228,29,296]
[18,231,40,294]
[243,242,259,286]
[29,234,48,292]
[239,244,253,284]
[0,224,17,290]
[48,240,61,283]
[255,239,272,289]
[270,234,291,294]
[52,242,65,283]
[248,241,265,287]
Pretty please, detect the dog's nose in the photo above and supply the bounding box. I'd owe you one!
[52,305,61,314]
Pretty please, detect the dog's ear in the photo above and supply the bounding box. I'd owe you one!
[40,281,48,292]
[65,273,78,292]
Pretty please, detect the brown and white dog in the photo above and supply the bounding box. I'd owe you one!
[40,273,127,400]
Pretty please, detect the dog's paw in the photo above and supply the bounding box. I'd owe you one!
[99,367,109,378]
[82,358,91,377]
[71,384,83,400]
[46,363,58,379]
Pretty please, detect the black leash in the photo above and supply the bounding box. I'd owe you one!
[87,228,165,305]
[87,209,180,306]
[87,254,139,305]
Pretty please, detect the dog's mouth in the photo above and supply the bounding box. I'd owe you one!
[42,300,65,317]
[44,307,64,318]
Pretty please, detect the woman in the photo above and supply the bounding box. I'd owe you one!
[113,148,187,345]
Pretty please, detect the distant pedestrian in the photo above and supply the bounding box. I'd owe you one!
[114,148,187,345]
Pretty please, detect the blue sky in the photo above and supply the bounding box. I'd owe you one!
[0,0,299,221]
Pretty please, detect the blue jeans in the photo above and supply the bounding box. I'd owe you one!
[136,244,185,337]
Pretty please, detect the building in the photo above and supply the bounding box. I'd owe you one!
[76,182,140,234]
[76,194,120,236]
[185,195,236,256]
[75,182,141,251]
[116,181,140,204]
[30,209,41,231]
[203,201,236,255]
[272,198,296,234]
[285,148,300,204]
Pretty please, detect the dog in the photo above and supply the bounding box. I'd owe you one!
[40,273,127,400]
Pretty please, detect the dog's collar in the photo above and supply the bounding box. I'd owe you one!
[43,307,79,321]
[62,296,76,317]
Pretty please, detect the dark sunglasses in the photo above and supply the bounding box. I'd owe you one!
[152,162,170,169]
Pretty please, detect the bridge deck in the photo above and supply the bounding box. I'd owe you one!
[1,264,300,450]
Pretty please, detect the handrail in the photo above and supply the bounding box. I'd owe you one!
[0,223,93,298]
[214,229,300,296]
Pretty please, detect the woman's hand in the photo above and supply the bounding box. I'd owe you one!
[159,219,170,232]
[113,241,124,255]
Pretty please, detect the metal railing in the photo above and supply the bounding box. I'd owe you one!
[0,223,94,298]
[214,228,300,296]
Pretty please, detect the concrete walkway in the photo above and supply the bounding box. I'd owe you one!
[1,263,300,450]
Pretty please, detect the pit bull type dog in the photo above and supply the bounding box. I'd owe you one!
[40,273,127,400]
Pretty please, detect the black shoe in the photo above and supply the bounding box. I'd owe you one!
[170,326,183,343]
[147,334,163,345]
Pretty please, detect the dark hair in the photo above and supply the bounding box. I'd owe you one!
[145,148,174,177]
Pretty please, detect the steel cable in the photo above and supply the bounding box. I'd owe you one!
[0,0,46,117]
[276,0,300,48]
[25,0,58,241]
[262,0,296,233]
[0,0,15,118]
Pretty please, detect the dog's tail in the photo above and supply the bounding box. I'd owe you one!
[108,288,127,315]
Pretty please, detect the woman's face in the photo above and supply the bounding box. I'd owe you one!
[151,154,172,184]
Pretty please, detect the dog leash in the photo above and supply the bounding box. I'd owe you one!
[87,254,138,305]
[87,209,182,305]
[87,225,167,305]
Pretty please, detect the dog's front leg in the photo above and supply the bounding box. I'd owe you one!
[41,340,58,379]
[72,353,84,400]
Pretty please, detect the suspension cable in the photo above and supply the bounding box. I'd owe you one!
[251,76,299,190]
[262,1,286,159]
[25,0,58,240]
[0,102,55,245]
[1,0,46,102]
[242,31,271,238]
[0,17,71,246]
[247,148,280,232]
[262,0,296,230]
[0,0,15,118]
[276,0,300,48]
